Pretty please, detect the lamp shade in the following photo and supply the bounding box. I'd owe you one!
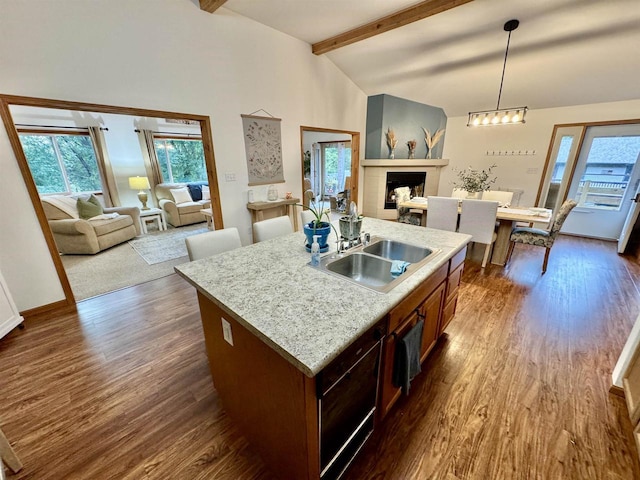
[128,176,150,190]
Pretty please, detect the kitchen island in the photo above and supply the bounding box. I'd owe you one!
[175,217,471,480]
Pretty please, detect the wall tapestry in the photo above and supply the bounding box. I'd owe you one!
[241,113,284,186]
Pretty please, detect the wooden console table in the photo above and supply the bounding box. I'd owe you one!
[247,198,300,237]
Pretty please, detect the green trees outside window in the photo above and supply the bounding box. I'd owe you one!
[19,134,102,195]
[322,143,351,196]
[154,138,206,183]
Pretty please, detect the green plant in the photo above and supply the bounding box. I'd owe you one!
[297,194,342,246]
[452,164,497,193]
[298,194,330,226]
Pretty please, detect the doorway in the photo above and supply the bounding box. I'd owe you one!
[538,120,640,241]
[563,125,640,239]
[0,94,223,308]
[300,126,360,222]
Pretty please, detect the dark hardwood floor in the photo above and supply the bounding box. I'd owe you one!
[1,235,639,479]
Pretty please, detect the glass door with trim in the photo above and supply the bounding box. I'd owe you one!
[562,124,640,240]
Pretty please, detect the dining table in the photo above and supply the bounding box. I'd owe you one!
[399,199,552,265]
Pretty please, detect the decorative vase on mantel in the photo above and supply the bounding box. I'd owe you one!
[389,148,395,159]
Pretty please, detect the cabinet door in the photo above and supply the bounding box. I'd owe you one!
[420,282,445,363]
[379,311,418,420]
[446,262,464,305]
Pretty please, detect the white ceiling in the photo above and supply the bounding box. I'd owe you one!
[224,0,640,117]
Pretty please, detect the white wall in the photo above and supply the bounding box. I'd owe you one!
[440,99,640,206]
[0,0,367,311]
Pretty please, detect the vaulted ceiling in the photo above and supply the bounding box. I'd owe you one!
[221,0,640,117]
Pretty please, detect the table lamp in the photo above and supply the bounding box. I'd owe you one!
[129,176,151,210]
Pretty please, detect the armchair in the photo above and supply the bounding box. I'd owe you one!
[154,182,211,227]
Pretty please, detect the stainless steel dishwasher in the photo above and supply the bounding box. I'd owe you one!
[317,319,386,480]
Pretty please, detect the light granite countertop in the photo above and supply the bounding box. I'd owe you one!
[175,217,471,377]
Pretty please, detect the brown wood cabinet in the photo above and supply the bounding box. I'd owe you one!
[378,246,466,420]
[195,245,467,479]
[440,248,465,335]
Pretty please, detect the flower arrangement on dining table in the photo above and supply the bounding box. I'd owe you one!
[452,164,497,193]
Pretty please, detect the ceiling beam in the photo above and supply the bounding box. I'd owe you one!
[312,0,474,55]
[199,0,227,14]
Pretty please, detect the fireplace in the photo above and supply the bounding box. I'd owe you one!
[385,172,426,209]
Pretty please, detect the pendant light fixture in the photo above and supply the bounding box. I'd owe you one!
[467,19,527,127]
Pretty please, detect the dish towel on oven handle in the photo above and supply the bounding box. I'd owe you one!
[392,319,424,395]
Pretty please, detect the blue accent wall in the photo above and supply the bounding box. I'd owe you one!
[365,94,447,159]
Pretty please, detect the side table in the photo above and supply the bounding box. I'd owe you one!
[247,198,300,241]
[200,208,214,230]
[139,207,167,234]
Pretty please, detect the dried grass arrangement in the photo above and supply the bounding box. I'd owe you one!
[422,127,446,159]
[386,128,398,158]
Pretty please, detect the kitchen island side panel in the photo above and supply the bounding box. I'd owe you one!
[197,293,320,480]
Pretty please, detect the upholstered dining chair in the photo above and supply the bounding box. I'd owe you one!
[506,199,577,273]
[394,187,422,226]
[426,196,459,232]
[185,227,242,261]
[482,190,514,207]
[458,199,499,268]
[253,216,294,242]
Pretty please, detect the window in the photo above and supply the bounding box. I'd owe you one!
[321,142,352,196]
[154,137,206,183]
[18,133,102,195]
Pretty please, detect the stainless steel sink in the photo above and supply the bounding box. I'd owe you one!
[326,253,395,290]
[312,237,441,293]
[363,239,434,263]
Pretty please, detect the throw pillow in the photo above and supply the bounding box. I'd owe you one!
[187,182,206,201]
[170,187,193,204]
[77,194,104,219]
[202,185,211,201]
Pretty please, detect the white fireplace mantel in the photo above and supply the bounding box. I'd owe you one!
[361,159,449,220]
[361,158,449,168]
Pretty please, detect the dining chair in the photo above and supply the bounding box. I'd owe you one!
[300,209,316,228]
[394,187,422,225]
[451,188,468,200]
[426,196,459,232]
[482,190,514,207]
[458,199,499,268]
[506,199,577,273]
[185,227,242,261]
[253,216,294,242]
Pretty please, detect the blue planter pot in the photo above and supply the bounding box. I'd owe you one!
[303,222,331,253]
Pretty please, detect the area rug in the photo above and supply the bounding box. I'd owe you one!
[128,224,209,265]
